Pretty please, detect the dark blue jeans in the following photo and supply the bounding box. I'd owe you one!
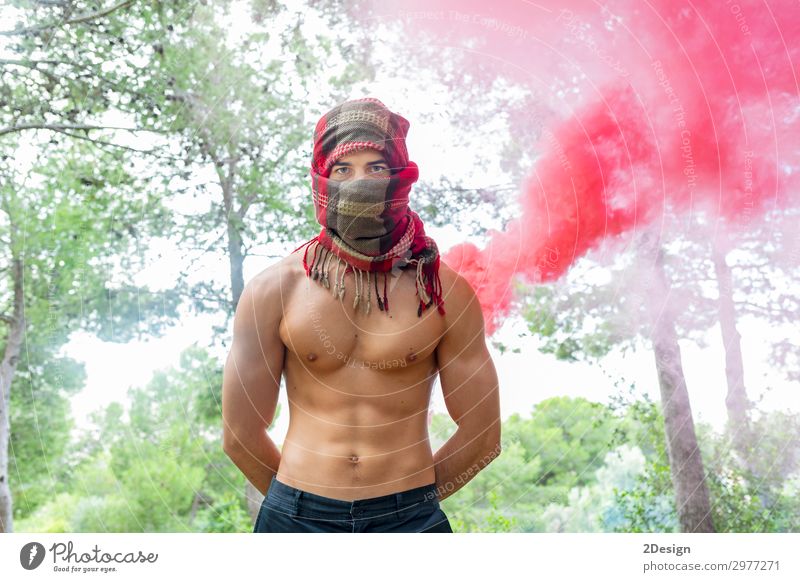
[253,475,454,533]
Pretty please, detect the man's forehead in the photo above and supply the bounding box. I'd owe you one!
[331,151,387,165]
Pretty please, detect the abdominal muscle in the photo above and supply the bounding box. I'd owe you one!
[275,354,439,501]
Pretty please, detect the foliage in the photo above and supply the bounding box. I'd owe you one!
[700,411,800,532]
[15,344,253,533]
[542,444,651,532]
[440,396,624,532]
[3,139,181,527]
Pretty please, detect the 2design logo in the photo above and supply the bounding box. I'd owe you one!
[20,542,46,570]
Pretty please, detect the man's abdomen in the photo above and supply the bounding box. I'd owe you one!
[276,372,438,501]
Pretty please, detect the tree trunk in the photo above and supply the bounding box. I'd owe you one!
[638,234,715,533]
[711,236,753,464]
[227,213,246,311]
[0,258,25,533]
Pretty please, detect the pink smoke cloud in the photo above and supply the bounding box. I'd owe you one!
[368,0,800,333]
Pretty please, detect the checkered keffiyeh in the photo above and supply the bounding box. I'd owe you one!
[292,97,445,317]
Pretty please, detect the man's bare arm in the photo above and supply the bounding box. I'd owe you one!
[221,270,286,496]
[432,270,502,501]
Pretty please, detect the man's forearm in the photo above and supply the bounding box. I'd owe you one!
[226,431,282,496]
[432,425,501,501]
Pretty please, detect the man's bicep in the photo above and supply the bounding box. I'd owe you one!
[221,279,284,452]
[435,276,500,431]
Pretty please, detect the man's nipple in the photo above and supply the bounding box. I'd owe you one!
[307,352,318,362]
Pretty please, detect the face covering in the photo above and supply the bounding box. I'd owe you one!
[292,97,445,317]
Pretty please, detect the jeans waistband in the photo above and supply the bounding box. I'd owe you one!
[266,475,439,519]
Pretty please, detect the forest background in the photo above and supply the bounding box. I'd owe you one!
[1,0,798,533]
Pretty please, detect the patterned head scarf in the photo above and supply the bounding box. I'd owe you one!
[292,97,445,317]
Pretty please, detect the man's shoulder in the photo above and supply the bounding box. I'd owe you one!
[438,260,479,311]
[433,261,489,354]
[436,259,484,335]
[246,250,305,301]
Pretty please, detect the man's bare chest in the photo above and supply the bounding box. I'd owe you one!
[278,265,446,372]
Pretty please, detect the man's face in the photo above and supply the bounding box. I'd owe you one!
[329,148,390,182]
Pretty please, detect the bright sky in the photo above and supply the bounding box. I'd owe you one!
[3,4,797,449]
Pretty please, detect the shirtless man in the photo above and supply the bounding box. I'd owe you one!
[222,98,501,533]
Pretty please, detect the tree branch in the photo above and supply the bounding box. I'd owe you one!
[738,300,790,318]
[65,0,136,25]
[176,231,228,277]
[50,128,161,156]
[0,0,136,36]
[0,58,66,67]
[0,122,166,137]
[238,146,294,215]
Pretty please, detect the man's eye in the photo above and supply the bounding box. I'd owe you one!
[371,165,387,172]
[334,167,348,174]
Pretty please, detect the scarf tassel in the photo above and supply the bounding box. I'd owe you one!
[294,239,444,317]
[311,246,320,280]
[383,271,389,311]
[346,267,371,314]
[353,268,360,310]
[415,257,446,317]
[374,270,383,311]
[294,238,317,277]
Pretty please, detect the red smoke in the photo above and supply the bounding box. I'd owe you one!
[369,0,800,334]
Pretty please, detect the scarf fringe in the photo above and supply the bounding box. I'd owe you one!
[414,254,446,317]
[293,239,445,317]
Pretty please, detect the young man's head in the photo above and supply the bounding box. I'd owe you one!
[299,97,446,317]
[308,98,420,242]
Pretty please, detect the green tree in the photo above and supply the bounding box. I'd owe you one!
[15,345,257,532]
[1,0,206,533]
[1,139,181,532]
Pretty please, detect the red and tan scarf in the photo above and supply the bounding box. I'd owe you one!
[292,97,445,317]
